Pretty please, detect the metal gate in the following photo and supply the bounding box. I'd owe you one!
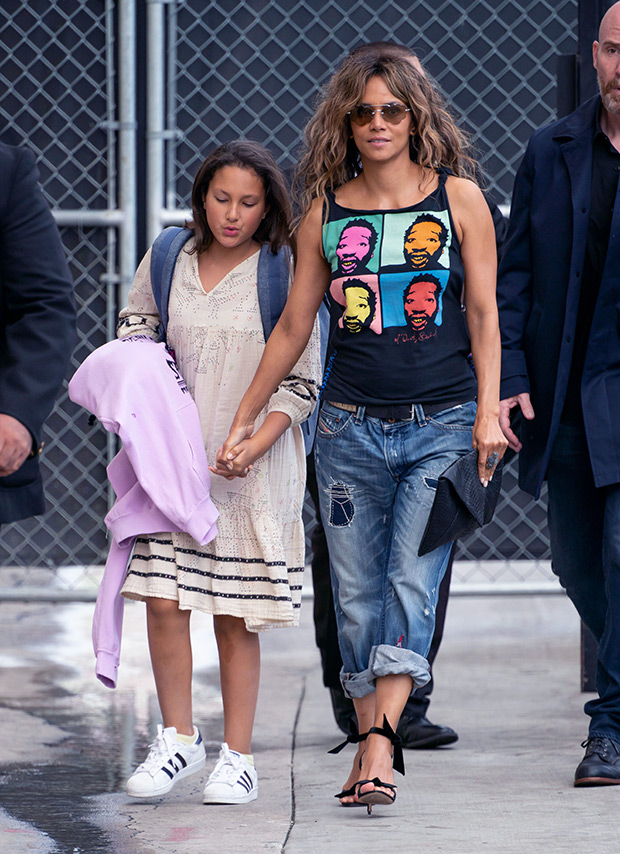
[0,0,581,596]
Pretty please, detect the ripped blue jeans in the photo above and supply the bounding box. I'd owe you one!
[314,400,476,698]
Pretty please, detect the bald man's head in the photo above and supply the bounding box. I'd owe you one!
[594,2,620,115]
[599,1,620,41]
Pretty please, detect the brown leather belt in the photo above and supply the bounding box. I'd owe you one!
[327,399,469,421]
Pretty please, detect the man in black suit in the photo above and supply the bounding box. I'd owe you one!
[498,2,620,785]
[0,142,76,524]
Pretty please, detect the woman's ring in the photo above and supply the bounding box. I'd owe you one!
[485,452,499,470]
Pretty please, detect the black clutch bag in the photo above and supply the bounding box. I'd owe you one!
[418,450,503,556]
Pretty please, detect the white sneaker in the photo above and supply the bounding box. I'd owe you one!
[202,742,258,804]
[126,725,206,798]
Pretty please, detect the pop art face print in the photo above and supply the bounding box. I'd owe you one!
[323,208,452,342]
[329,216,382,277]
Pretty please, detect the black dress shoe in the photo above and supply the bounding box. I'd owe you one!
[329,687,356,735]
[397,715,458,749]
[574,736,620,786]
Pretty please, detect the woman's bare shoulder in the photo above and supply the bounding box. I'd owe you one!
[445,173,484,206]
[299,196,326,237]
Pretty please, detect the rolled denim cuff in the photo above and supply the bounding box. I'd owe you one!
[371,644,430,688]
[340,644,431,698]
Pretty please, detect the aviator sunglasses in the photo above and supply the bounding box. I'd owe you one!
[348,103,411,126]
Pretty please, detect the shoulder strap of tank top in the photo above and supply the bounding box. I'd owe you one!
[326,187,345,219]
[321,191,335,255]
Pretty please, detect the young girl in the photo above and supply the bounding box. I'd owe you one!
[215,48,507,812]
[117,140,321,803]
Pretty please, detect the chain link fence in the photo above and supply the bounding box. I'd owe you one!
[163,0,577,206]
[0,0,580,595]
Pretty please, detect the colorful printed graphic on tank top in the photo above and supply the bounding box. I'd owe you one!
[320,173,477,406]
[324,210,451,342]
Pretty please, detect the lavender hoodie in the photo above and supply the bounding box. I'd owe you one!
[69,336,218,687]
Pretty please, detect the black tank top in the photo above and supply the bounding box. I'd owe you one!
[321,170,477,406]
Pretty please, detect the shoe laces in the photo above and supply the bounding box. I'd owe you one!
[581,736,620,758]
[136,725,178,774]
[209,743,246,783]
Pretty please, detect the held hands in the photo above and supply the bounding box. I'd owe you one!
[211,411,292,480]
[0,414,32,476]
[499,393,535,452]
[211,420,257,480]
[472,410,509,488]
[210,437,261,480]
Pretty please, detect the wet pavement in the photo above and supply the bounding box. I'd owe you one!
[1,591,619,853]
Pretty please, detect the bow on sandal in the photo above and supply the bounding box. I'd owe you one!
[330,720,369,805]
[355,715,405,815]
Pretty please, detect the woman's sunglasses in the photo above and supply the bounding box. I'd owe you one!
[347,103,411,126]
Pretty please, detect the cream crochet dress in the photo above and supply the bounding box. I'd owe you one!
[117,241,322,631]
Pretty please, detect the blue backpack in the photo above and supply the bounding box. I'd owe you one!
[149,226,327,455]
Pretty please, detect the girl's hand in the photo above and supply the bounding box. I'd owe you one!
[210,438,258,480]
[215,420,255,473]
[472,411,508,487]
[211,411,291,480]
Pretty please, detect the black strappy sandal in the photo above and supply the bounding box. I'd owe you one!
[355,715,405,815]
[329,721,369,806]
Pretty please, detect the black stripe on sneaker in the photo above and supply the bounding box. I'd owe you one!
[162,765,174,779]
[238,771,252,792]
[175,752,188,768]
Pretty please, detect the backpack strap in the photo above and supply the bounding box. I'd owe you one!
[256,243,291,341]
[150,226,194,339]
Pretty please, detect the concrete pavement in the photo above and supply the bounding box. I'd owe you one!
[0,591,619,853]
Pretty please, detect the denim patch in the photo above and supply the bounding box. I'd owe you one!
[326,481,355,527]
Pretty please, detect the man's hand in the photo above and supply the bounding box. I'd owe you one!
[499,393,535,452]
[0,414,32,476]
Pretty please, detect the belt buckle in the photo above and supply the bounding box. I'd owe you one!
[404,404,416,421]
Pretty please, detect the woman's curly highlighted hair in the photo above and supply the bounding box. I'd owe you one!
[293,45,478,222]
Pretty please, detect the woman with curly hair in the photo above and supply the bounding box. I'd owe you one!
[214,46,506,812]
